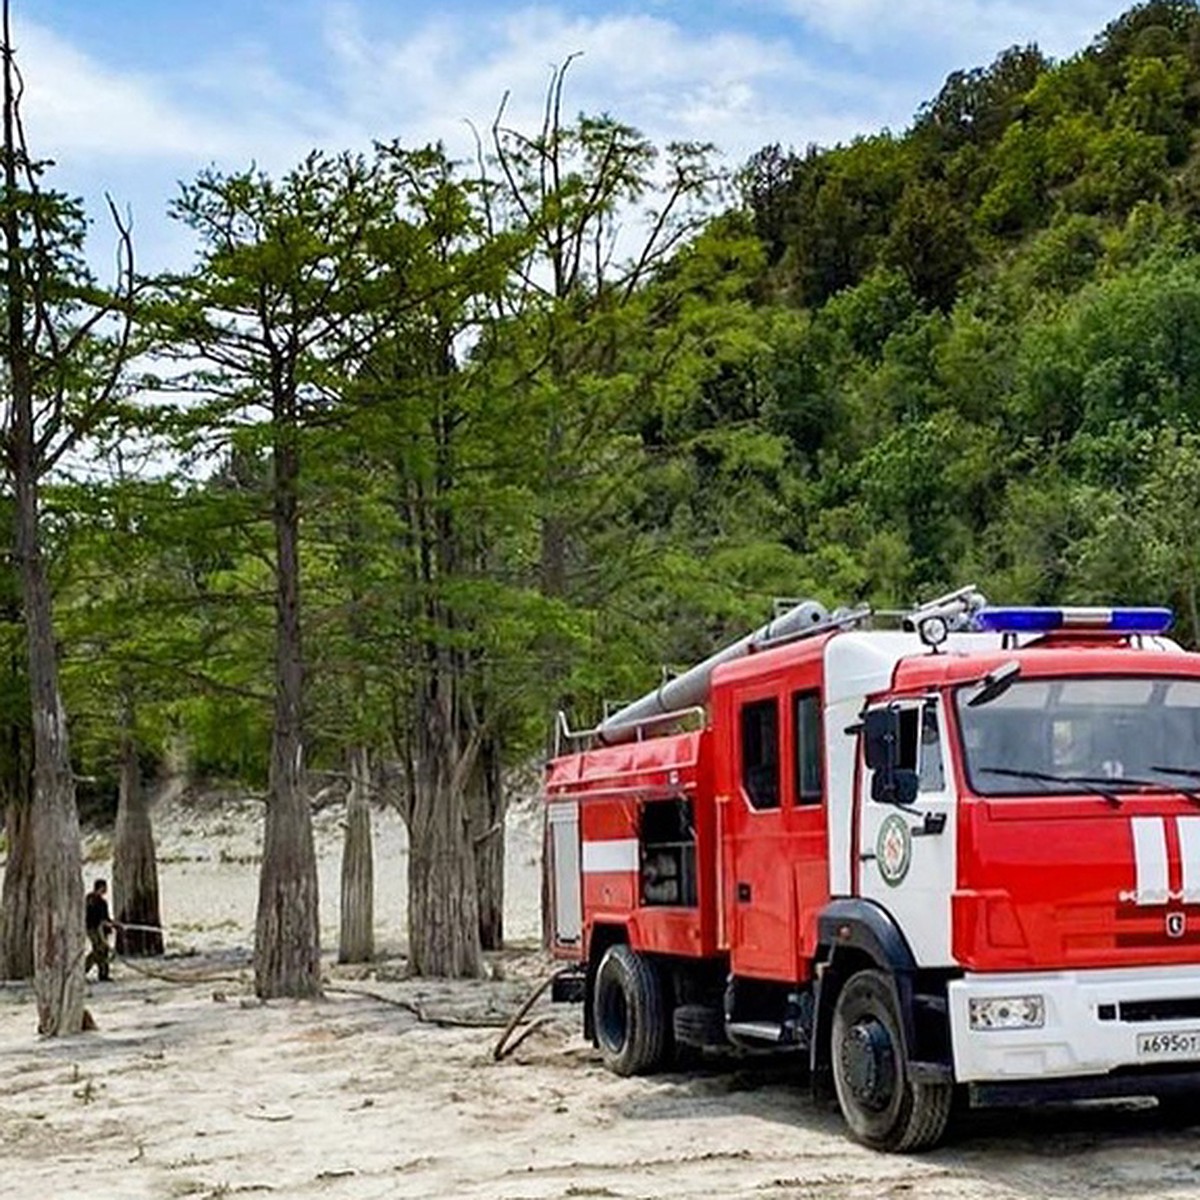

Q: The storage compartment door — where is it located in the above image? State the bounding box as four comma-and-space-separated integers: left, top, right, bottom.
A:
548, 801, 582, 945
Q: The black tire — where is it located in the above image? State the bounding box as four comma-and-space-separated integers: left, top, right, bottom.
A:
593, 944, 671, 1075
830, 968, 952, 1152
673, 1003, 727, 1048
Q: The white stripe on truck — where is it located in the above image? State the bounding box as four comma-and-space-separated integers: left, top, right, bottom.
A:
581, 839, 639, 873
1131, 816, 1169, 906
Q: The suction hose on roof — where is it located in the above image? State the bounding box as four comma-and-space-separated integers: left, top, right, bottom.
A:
595, 599, 830, 746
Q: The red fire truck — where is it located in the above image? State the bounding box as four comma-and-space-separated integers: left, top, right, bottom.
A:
543, 588, 1200, 1150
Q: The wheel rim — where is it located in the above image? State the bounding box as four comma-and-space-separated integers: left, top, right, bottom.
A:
839, 1016, 898, 1113
597, 975, 629, 1051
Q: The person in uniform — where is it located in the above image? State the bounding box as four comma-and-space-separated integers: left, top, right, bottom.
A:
84, 878, 113, 981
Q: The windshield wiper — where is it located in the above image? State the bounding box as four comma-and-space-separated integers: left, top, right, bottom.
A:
979, 766, 1200, 807
1153, 765, 1200, 780
966, 661, 1021, 708
1099, 774, 1200, 806
975, 766, 1123, 806
1146, 766, 1200, 806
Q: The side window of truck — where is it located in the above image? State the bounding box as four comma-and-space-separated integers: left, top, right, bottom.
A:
740, 698, 780, 809
918, 702, 945, 793
793, 690, 823, 804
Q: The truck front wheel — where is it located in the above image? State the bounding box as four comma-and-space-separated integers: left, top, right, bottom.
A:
831, 968, 952, 1152
593, 944, 671, 1075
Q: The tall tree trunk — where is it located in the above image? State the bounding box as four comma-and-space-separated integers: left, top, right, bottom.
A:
407, 687, 482, 978
15, 475, 84, 1033
3, 0, 84, 1034
113, 705, 163, 958
339, 497, 374, 965
255, 427, 321, 999
470, 733, 505, 951
539, 511, 568, 600
0, 790, 33, 978
396, 347, 485, 979
338, 744, 374, 963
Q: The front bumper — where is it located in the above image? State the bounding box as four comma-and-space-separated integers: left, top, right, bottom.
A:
949, 964, 1200, 1090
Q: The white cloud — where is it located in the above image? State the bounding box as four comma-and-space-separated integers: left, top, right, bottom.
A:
316, 4, 908, 165
761, 0, 1121, 63
13, 0, 929, 188
14, 2, 878, 200
16, 22, 256, 163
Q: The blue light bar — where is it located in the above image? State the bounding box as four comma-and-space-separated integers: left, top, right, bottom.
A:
973, 607, 1174, 635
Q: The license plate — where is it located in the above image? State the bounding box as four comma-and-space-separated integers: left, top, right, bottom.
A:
1137, 1030, 1200, 1059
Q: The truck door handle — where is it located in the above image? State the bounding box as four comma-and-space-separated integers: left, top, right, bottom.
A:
911, 812, 947, 837
737, 882, 752, 902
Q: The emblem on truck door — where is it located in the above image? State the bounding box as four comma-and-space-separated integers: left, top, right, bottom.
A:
876, 813, 912, 887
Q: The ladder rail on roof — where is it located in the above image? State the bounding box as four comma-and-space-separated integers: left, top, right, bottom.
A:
554, 705, 707, 757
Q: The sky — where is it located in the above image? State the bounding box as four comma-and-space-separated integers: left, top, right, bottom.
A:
20, 0, 1138, 273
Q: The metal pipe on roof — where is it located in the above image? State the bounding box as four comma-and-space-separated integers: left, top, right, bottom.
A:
595, 599, 830, 746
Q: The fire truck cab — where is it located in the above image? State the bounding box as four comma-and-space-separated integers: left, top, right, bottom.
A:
544, 590, 1200, 1150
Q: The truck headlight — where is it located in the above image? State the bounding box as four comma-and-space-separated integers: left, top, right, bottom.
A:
968, 995, 1045, 1031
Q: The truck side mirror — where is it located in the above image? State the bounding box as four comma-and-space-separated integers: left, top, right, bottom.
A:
863, 706, 919, 807
863, 707, 898, 771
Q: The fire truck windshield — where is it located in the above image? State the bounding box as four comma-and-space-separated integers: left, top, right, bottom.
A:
955, 676, 1200, 797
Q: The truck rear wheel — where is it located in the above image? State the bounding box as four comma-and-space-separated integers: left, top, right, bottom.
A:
593, 944, 671, 1075
831, 968, 952, 1152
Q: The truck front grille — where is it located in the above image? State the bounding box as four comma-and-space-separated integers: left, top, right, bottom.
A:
1097, 998, 1200, 1022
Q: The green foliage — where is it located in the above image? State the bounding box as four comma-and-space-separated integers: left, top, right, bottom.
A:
914, 44, 1051, 156
40, 3, 1200, 805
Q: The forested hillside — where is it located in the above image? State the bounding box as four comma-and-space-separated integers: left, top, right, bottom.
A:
734, 0, 1200, 642
6, 0, 1200, 999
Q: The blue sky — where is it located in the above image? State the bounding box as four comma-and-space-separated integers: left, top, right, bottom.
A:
22, 0, 1132, 271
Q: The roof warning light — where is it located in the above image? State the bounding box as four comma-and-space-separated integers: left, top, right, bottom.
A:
972, 607, 1174, 635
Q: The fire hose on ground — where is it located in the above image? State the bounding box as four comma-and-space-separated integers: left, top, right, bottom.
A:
102, 920, 575, 1054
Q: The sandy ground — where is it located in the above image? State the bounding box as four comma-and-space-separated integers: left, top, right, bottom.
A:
2, 791, 1200, 1199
